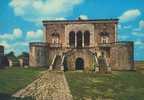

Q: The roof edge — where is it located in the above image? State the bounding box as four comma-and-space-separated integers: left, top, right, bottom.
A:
42, 18, 119, 24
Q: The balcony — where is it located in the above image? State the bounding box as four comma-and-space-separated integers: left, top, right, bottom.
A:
49, 43, 62, 48
30, 42, 48, 47
98, 43, 111, 48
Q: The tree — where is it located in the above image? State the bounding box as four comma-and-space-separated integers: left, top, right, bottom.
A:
5, 51, 16, 59
18, 52, 29, 59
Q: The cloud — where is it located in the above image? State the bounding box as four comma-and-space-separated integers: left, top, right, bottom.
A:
9, 0, 83, 23
0, 41, 11, 49
79, 15, 88, 20
132, 20, 144, 36
0, 28, 23, 41
135, 41, 144, 45
139, 20, 144, 29
55, 17, 67, 20
118, 24, 122, 30
123, 25, 132, 29
131, 29, 144, 37
13, 28, 23, 38
26, 29, 43, 42
118, 35, 129, 40
119, 9, 141, 23
0, 28, 43, 55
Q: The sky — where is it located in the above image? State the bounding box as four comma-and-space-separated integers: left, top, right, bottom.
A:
0, 0, 144, 60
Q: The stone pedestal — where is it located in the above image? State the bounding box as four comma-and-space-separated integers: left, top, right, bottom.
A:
8, 59, 13, 67
107, 67, 112, 73
49, 65, 53, 70
61, 65, 64, 71
95, 67, 99, 72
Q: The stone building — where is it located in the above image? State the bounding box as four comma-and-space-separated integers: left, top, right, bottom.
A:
29, 19, 134, 72
19, 57, 29, 67
0, 45, 9, 68
0, 45, 5, 68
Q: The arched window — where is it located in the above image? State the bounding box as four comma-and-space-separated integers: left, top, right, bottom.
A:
101, 36, 109, 44
99, 32, 109, 44
69, 31, 75, 47
77, 31, 82, 48
51, 32, 60, 44
84, 31, 90, 46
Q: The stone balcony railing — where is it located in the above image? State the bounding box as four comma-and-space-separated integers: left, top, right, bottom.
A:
98, 43, 111, 47
30, 42, 48, 47
49, 43, 62, 48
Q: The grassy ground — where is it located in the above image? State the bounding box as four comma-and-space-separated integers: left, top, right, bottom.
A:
0, 61, 143, 100
0, 67, 46, 99
135, 61, 144, 70
65, 61, 144, 100
65, 71, 144, 100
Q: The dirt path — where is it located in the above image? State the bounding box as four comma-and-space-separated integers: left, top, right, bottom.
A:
13, 71, 73, 100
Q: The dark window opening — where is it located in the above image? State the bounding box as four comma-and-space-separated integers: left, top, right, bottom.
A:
84, 31, 90, 46
77, 31, 82, 48
69, 31, 75, 47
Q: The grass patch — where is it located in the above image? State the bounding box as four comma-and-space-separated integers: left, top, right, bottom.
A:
0, 67, 46, 95
65, 70, 144, 100
135, 61, 144, 70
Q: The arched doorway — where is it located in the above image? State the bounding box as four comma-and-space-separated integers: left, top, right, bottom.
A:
77, 31, 82, 48
75, 58, 84, 70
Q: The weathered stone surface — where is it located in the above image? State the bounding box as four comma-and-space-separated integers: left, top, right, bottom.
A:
110, 42, 134, 70
29, 43, 49, 67
13, 71, 73, 100
29, 19, 135, 71
65, 49, 94, 71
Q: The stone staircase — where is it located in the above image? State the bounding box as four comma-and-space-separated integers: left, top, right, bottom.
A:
53, 56, 62, 70
13, 71, 73, 100
49, 55, 64, 71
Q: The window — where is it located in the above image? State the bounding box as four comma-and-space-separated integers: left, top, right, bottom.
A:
52, 37, 59, 44
84, 31, 90, 46
69, 31, 75, 47
51, 31, 60, 44
101, 36, 109, 43
51, 32, 60, 47
77, 31, 82, 48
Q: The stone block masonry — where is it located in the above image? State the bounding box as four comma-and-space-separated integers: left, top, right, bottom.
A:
13, 71, 73, 100
29, 19, 135, 72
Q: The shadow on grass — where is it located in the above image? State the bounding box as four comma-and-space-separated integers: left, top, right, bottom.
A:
0, 93, 34, 100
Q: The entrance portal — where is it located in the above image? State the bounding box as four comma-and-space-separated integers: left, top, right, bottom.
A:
75, 58, 84, 70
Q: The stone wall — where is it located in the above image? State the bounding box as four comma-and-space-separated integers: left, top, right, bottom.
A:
110, 42, 134, 70
94, 23, 116, 44
64, 24, 95, 47
29, 43, 48, 67
44, 24, 65, 47
0, 45, 9, 68
47, 48, 63, 67
0, 45, 4, 67
43, 20, 117, 48
65, 49, 95, 71
29, 19, 135, 71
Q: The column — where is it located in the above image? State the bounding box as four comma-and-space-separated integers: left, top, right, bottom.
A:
75, 32, 77, 48
82, 32, 84, 47
43, 25, 47, 42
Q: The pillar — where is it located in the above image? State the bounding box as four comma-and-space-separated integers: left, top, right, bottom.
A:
75, 32, 77, 48
82, 32, 84, 47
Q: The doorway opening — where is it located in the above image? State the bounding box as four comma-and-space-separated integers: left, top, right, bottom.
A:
75, 57, 84, 70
